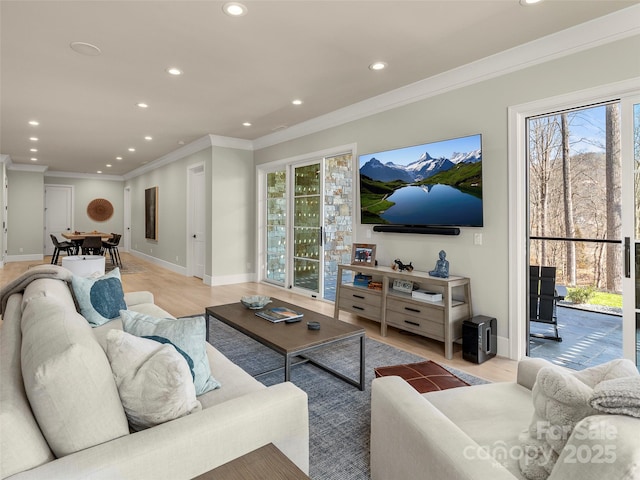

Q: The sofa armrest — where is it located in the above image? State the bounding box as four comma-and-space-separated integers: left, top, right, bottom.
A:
517, 357, 553, 390
549, 414, 640, 480
8, 382, 309, 480
123, 291, 154, 307
371, 376, 516, 480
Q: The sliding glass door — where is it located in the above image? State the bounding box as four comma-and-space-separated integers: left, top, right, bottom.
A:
261, 151, 353, 301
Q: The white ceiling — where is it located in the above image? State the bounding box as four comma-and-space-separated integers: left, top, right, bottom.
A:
1, 0, 638, 177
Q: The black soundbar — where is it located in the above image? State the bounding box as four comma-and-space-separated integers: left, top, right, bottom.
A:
372, 225, 461, 235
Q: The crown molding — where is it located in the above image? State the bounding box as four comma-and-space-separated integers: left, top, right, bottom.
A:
8, 163, 48, 173
209, 134, 253, 151
252, 4, 640, 150
44, 170, 124, 182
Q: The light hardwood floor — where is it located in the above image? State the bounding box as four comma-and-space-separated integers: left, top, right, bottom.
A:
0, 253, 517, 383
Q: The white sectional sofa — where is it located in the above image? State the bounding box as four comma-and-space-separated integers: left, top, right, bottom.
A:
0, 266, 309, 479
371, 358, 640, 480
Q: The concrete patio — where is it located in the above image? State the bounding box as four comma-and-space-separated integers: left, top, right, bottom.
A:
529, 305, 623, 370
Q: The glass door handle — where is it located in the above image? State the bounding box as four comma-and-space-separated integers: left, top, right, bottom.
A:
625, 237, 630, 278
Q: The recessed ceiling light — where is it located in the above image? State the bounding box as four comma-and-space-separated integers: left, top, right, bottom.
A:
144, 136, 153, 141
166, 67, 182, 76
369, 61, 387, 71
136, 102, 148, 108
30, 158, 38, 162
520, 0, 543, 4
97, 170, 102, 174
223, 2, 247, 16
29, 137, 38, 141
128, 147, 136, 152
70, 41, 102, 56
106, 164, 112, 168
243, 122, 252, 127
29, 120, 39, 126
116, 156, 123, 160
30, 148, 38, 152
177, 140, 185, 145
292, 99, 303, 106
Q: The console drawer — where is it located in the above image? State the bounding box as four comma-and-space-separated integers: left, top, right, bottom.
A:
386, 297, 444, 324
386, 310, 444, 341
338, 286, 381, 321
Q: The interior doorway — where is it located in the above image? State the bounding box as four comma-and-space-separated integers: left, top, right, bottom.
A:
44, 185, 73, 257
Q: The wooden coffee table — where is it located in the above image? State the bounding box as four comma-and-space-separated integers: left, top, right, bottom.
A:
205, 298, 365, 390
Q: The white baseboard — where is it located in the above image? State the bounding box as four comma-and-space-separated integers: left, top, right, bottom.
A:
5, 254, 44, 263
129, 250, 187, 276
497, 335, 511, 359
208, 272, 256, 286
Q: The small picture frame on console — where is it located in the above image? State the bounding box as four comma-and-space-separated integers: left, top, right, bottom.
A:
351, 243, 376, 266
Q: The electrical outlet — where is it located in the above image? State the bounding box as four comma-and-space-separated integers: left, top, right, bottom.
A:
176, 256, 179, 262
474, 233, 483, 245
19, 247, 23, 253
150, 248, 153, 253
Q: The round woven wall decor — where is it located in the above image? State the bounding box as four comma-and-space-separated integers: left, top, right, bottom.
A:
87, 198, 114, 222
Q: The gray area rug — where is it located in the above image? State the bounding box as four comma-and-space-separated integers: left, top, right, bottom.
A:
208, 317, 488, 480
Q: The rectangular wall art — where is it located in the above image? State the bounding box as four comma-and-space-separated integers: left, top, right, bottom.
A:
145, 186, 158, 240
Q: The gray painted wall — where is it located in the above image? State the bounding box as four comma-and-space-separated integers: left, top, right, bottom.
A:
254, 35, 640, 340
45, 176, 125, 234
6, 170, 44, 256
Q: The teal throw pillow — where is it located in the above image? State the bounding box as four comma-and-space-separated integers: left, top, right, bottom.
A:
120, 310, 221, 395
71, 268, 127, 327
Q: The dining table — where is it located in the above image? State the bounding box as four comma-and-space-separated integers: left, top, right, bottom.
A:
61, 231, 112, 242
61, 231, 112, 254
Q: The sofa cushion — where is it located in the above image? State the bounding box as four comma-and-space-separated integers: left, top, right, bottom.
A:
71, 268, 126, 326
21, 296, 129, 457
1, 294, 55, 479
105, 329, 202, 431
120, 310, 221, 395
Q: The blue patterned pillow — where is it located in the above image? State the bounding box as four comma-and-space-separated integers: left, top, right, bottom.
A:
120, 310, 221, 395
71, 268, 127, 326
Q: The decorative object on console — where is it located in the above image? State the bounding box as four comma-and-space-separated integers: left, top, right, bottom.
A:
351, 243, 376, 265
392, 259, 414, 272
428, 250, 449, 278
392, 278, 414, 294
368, 281, 383, 291
411, 289, 442, 302
353, 274, 372, 287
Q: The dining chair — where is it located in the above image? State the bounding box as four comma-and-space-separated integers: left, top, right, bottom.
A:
81, 236, 104, 256
49, 234, 77, 265
102, 233, 122, 268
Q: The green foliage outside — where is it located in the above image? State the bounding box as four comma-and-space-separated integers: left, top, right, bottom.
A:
590, 291, 622, 308
565, 286, 622, 308
565, 285, 595, 304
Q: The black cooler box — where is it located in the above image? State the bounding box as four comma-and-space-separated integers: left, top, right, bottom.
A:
462, 315, 497, 364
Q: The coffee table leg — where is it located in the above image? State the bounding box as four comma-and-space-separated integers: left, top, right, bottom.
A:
285, 353, 292, 382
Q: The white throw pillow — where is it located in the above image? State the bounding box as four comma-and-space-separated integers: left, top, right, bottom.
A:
106, 329, 202, 431
120, 310, 221, 395
519, 359, 639, 480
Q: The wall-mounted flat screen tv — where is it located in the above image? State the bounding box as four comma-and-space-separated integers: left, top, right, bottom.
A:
359, 133, 483, 227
